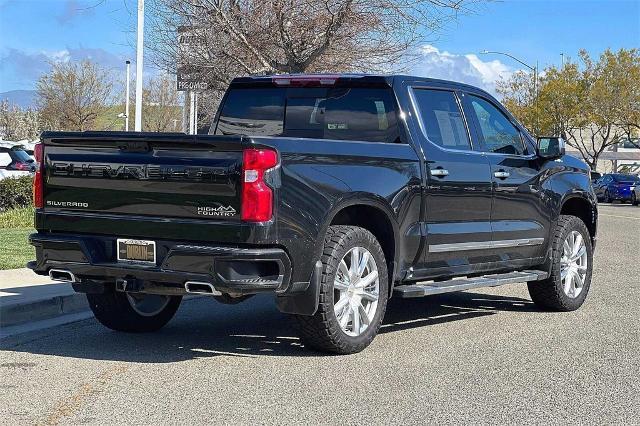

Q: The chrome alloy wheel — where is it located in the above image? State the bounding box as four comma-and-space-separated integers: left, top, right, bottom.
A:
333, 247, 380, 337
126, 293, 171, 317
560, 231, 588, 299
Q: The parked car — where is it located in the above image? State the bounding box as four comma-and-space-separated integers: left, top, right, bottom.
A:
0, 146, 36, 180
29, 74, 597, 354
593, 173, 640, 203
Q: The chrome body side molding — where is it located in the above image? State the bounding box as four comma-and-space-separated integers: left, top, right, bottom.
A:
428, 237, 544, 253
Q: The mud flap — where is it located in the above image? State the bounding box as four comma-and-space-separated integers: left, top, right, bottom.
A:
275, 261, 322, 316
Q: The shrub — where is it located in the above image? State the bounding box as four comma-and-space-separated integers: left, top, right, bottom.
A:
0, 175, 33, 212
0, 207, 34, 228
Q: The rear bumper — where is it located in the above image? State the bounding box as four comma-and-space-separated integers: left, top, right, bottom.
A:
612, 193, 632, 200
610, 188, 633, 200
28, 232, 292, 295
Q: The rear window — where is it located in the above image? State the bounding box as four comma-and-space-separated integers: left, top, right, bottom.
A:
214, 87, 400, 143
9, 149, 32, 163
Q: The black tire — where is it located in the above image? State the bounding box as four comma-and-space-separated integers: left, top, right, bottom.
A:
527, 215, 593, 311
632, 192, 638, 206
603, 190, 611, 203
87, 291, 182, 332
294, 225, 389, 354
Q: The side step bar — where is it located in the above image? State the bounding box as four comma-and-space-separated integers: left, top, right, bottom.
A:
394, 270, 548, 298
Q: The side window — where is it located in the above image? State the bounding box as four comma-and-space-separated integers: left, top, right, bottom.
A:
468, 95, 525, 155
284, 88, 400, 143
412, 89, 471, 150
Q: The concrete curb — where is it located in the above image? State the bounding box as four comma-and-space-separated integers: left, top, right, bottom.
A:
0, 268, 92, 330
0, 292, 90, 328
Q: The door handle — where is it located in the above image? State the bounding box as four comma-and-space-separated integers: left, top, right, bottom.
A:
494, 170, 510, 179
431, 168, 449, 177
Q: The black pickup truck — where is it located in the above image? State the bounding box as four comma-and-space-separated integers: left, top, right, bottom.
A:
29, 74, 597, 354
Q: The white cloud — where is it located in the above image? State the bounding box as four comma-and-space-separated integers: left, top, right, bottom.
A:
410, 44, 519, 96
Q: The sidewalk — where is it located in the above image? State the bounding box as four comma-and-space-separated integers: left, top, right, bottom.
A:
0, 268, 91, 335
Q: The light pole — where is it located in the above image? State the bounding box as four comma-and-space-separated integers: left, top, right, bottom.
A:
134, 0, 144, 132
125, 60, 130, 131
481, 50, 538, 135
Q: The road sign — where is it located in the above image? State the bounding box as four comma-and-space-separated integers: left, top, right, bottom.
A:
177, 65, 208, 91
177, 26, 208, 92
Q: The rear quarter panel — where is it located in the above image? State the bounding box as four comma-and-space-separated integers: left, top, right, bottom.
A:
256, 137, 423, 285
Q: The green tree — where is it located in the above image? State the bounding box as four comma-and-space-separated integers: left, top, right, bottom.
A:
498, 48, 640, 170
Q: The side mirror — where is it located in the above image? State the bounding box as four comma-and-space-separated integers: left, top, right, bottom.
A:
537, 136, 565, 159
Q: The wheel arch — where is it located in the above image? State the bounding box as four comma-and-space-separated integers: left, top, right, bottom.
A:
324, 199, 399, 293
559, 194, 597, 243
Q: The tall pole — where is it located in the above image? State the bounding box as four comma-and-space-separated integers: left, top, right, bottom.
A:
134, 0, 144, 131
182, 91, 189, 133
125, 60, 130, 131
194, 92, 199, 134
189, 91, 195, 134
534, 61, 539, 137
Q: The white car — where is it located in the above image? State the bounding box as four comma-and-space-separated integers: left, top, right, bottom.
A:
0, 146, 35, 181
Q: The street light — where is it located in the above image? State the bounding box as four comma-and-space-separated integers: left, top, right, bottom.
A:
134, 0, 144, 132
480, 50, 539, 135
125, 60, 130, 131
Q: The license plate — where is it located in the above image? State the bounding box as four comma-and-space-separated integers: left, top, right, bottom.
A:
117, 239, 156, 264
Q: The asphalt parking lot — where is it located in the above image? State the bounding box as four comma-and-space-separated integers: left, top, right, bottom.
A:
1, 203, 639, 425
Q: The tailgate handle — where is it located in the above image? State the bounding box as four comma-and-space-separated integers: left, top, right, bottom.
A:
118, 142, 150, 152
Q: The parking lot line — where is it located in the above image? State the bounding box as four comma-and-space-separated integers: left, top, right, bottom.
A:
599, 213, 640, 220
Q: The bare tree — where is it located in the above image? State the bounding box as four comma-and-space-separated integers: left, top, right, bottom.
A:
37, 60, 113, 131
0, 100, 41, 141
142, 75, 182, 132
146, 0, 482, 94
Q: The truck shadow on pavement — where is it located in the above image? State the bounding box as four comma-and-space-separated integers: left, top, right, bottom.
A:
1, 291, 537, 362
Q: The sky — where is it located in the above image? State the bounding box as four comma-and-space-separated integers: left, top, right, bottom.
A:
0, 0, 639, 96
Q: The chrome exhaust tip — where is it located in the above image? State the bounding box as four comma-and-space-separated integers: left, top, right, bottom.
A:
184, 281, 222, 296
48, 269, 77, 283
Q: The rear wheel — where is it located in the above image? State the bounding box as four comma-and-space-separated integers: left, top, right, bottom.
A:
632, 192, 638, 206
87, 291, 182, 332
603, 190, 611, 203
294, 225, 389, 354
527, 215, 593, 311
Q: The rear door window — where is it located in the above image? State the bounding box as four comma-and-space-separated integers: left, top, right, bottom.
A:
214, 87, 400, 143
412, 89, 471, 150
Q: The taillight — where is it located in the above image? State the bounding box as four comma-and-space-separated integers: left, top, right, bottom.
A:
14, 162, 28, 170
241, 148, 278, 222
33, 143, 44, 208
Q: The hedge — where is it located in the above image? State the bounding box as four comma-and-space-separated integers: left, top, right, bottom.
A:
0, 175, 33, 212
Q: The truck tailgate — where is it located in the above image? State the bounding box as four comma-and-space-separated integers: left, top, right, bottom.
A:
42, 133, 247, 225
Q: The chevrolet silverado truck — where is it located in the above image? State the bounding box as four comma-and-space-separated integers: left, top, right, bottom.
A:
29, 74, 597, 354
